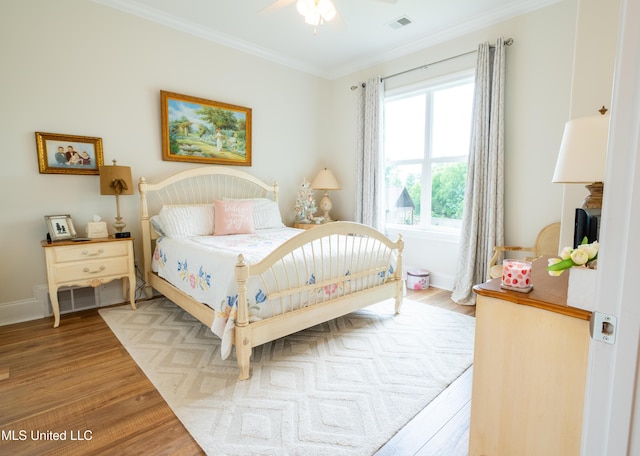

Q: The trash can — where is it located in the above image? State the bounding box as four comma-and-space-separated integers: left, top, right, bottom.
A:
407, 269, 430, 290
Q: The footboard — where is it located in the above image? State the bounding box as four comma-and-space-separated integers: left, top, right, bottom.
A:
234, 221, 403, 379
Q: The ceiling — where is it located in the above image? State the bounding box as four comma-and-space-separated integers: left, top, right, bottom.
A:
93, 0, 559, 79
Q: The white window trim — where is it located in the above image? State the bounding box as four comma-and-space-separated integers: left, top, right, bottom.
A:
383, 68, 475, 236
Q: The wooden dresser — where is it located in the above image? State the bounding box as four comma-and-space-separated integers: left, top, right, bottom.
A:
469, 257, 592, 456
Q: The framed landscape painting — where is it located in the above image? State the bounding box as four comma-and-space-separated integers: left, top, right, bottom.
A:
36, 132, 104, 175
161, 91, 252, 166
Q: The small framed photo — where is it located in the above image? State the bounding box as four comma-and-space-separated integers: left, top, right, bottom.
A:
161, 90, 252, 166
35, 132, 104, 175
45, 215, 77, 241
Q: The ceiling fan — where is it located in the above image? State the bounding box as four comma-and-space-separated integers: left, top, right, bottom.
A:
261, 0, 399, 33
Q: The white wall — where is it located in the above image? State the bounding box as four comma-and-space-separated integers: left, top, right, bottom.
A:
0, 0, 330, 318
328, 0, 578, 288
0, 0, 606, 321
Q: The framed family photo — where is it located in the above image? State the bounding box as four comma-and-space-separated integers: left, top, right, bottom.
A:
45, 214, 77, 241
161, 90, 252, 166
36, 132, 104, 175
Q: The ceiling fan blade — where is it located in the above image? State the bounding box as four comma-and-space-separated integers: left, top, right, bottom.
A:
259, 0, 298, 15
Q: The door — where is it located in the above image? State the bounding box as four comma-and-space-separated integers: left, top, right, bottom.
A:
581, 1, 640, 453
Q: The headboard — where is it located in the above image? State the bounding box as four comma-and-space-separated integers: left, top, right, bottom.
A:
138, 166, 279, 296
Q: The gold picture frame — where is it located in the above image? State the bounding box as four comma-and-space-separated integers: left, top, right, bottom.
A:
45, 214, 77, 241
36, 132, 104, 175
161, 90, 252, 166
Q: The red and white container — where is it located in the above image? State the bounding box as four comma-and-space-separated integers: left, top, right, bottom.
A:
501, 259, 532, 291
407, 269, 430, 290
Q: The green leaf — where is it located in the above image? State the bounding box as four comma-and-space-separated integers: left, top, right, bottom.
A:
581, 236, 589, 245
547, 258, 575, 271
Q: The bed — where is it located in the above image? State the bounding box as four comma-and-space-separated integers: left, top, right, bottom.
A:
139, 166, 404, 380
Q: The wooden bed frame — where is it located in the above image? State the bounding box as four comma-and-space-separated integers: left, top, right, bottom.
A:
139, 166, 404, 380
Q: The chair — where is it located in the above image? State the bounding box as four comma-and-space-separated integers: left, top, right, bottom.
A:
487, 222, 561, 280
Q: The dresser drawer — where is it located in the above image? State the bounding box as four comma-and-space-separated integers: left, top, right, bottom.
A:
54, 257, 130, 283
51, 241, 129, 263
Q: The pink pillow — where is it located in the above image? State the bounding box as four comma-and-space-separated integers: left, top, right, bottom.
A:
213, 200, 255, 235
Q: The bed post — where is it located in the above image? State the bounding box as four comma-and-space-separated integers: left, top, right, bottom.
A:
138, 177, 153, 299
235, 254, 252, 380
395, 234, 404, 314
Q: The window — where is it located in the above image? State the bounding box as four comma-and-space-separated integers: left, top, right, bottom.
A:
383, 71, 474, 232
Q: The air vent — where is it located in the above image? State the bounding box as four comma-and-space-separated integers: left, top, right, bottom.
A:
47, 286, 100, 315
388, 16, 413, 30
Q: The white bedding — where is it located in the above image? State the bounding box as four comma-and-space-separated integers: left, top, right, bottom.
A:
152, 227, 395, 359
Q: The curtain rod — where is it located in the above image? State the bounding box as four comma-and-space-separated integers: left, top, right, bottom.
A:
351, 37, 513, 90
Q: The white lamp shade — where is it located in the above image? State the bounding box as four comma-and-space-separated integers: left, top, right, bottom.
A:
311, 168, 340, 190
552, 115, 609, 183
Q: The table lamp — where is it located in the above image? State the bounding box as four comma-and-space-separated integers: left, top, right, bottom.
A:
552, 110, 609, 209
311, 168, 340, 221
99, 159, 134, 233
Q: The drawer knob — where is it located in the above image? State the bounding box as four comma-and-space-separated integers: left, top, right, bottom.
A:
82, 249, 104, 256
83, 265, 106, 274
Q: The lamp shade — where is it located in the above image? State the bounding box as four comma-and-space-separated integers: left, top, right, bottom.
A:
552, 115, 609, 183
99, 160, 134, 195
311, 168, 340, 190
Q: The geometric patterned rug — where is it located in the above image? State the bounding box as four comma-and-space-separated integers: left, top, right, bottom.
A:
99, 298, 475, 456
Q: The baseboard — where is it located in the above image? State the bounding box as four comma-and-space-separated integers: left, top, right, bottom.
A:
431, 274, 454, 291
0, 290, 46, 327
1, 271, 447, 327
0, 281, 143, 327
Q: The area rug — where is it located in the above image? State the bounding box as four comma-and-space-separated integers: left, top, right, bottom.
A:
99, 298, 475, 456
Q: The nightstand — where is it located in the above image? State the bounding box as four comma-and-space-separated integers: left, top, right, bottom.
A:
293, 221, 337, 230
41, 237, 137, 327
293, 222, 321, 230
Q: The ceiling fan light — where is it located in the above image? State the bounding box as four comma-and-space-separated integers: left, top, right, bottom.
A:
317, 0, 336, 21
296, 0, 311, 16
305, 9, 321, 26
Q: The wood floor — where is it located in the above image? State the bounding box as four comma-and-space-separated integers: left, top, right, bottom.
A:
0, 287, 475, 456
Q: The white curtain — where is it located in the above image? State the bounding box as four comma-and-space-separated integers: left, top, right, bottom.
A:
355, 76, 384, 230
451, 37, 506, 305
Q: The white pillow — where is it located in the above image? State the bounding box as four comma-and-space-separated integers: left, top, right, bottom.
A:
149, 215, 165, 236
252, 199, 285, 229
158, 204, 215, 238
224, 198, 284, 229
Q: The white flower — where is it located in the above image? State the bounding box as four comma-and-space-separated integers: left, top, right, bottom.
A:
570, 248, 589, 266
548, 238, 599, 275
560, 246, 573, 260
578, 241, 599, 260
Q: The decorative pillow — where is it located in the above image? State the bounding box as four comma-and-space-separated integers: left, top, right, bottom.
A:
158, 204, 215, 238
223, 198, 284, 229
213, 200, 255, 235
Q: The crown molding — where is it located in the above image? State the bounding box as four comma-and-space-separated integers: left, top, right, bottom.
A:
91, 0, 332, 78
92, 0, 561, 81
